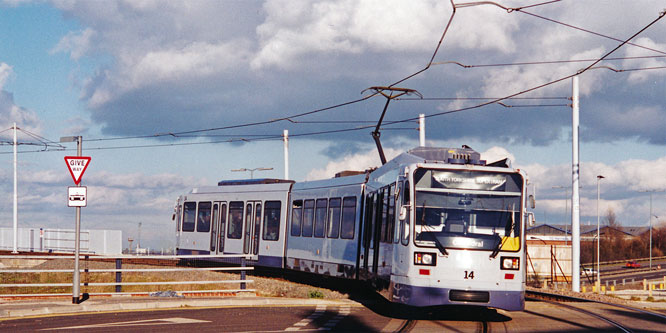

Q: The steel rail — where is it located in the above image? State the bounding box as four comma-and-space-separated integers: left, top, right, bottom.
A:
527, 290, 666, 328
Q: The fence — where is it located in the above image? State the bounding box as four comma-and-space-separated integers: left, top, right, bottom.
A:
0, 254, 254, 297
0, 228, 122, 255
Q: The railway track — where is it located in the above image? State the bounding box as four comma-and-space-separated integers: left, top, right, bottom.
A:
524, 290, 666, 333
382, 291, 665, 332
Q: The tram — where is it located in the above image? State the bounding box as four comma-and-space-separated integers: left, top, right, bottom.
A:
173, 146, 533, 310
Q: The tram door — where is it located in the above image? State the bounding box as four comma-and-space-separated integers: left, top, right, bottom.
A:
210, 202, 227, 254
243, 201, 262, 255
361, 192, 381, 278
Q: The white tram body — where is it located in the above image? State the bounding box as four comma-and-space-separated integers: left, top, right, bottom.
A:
174, 146, 529, 311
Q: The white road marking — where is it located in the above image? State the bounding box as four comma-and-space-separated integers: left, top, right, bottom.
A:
40, 317, 210, 330
284, 305, 352, 331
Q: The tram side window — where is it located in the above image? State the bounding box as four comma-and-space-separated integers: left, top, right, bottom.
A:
197, 201, 212, 232
340, 196, 356, 239
363, 194, 374, 248
210, 203, 219, 252
182, 202, 196, 232
302, 199, 315, 237
380, 187, 390, 243
314, 199, 327, 238
263, 201, 281, 241
219, 203, 227, 251
401, 181, 410, 246
227, 201, 244, 239
327, 198, 342, 238
386, 184, 395, 243
290, 200, 303, 236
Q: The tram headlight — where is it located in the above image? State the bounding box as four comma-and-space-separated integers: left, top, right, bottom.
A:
501, 257, 520, 270
414, 252, 436, 266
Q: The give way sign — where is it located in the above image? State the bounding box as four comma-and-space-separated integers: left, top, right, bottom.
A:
64, 156, 91, 185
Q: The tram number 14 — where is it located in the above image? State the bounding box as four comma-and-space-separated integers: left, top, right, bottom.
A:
464, 271, 475, 279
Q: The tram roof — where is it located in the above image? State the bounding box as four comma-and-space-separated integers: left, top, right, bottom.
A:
217, 178, 295, 186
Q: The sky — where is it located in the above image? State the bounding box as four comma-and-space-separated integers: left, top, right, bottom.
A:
1, 0, 665, 250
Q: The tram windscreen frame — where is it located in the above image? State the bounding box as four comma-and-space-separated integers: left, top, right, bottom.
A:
412, 168, 523, 253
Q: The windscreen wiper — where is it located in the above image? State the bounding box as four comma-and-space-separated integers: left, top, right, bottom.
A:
489, 234, 503, 259
432, 235, 449, 256
490, 212, 514, 258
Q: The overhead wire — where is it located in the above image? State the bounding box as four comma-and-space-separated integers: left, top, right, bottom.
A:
379, 9, 666, 127
5, 1, 664, 154
35, 0, 566, 147
388, 0, 457, 87
0, 126, 65, 150
515, 7, 666, 56
432, 55, 666, 69
84, 93, 378, 142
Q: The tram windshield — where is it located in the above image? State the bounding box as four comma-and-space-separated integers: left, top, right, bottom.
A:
413, 169, 523, 253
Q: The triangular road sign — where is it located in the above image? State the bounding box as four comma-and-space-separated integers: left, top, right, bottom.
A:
64, 156, 91, 185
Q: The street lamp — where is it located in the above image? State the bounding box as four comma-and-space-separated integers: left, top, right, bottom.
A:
639, 190, 664, 270
231, 167, 273, 179
650, 213, 658, 270
596, 175, 604, 290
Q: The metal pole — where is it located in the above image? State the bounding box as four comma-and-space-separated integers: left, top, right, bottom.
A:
12, 123, 18, 253
649, 193, 652, 270
597, 175, 604, 287
419, 114, 425, 147
73, 136, 82, 304
115, 259, 122, 293
571, 76, 581, 292
283, 130, 289, 180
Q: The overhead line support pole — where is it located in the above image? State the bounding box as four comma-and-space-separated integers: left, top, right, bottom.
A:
419, 114, 426, 147
283, 130, 289, 180
12, 123, 18, 254
571, 76, 581, 292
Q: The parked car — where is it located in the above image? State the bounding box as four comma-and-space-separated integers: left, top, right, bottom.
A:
625, 260, 641, 268
581, 267, 597, 276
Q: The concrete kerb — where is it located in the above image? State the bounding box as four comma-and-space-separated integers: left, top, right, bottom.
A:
0, 296, 360, 320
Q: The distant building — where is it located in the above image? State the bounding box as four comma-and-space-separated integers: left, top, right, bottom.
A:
527, 223, 649, 243
0, 227, 122, 255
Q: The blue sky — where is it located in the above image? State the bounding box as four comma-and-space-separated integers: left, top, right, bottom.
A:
1, 1, 665, 250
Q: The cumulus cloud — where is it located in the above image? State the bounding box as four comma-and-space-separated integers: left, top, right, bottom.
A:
520, 156, 666, 226
51, 28, 96, 60
622, 37, 666, 84
252, 0, 521, 70
0, 63, 11, 89
0, 166, 203, 226
481, 146, 516, 165
306, 147, 400, 180
0, 63, 42, 137
42, 0, 666, 146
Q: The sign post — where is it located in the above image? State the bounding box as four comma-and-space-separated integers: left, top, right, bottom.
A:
60, 136, 90, 304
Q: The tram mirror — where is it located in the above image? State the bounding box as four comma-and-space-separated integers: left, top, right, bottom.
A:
528, 195, 536, 209
400, 205, 410, 220
526, 212, 535, 226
